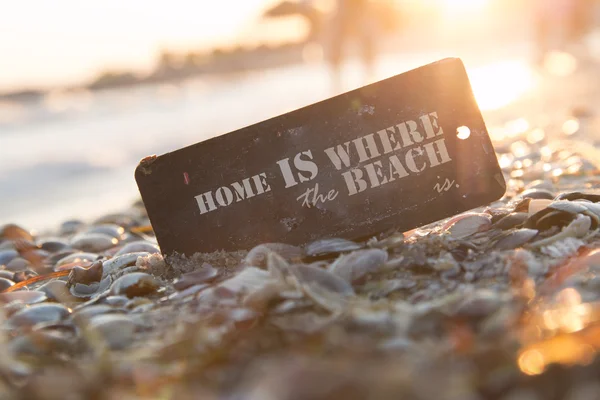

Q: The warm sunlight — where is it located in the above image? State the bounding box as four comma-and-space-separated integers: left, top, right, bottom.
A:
439, 0, 489, 14
468, 60, 537, 111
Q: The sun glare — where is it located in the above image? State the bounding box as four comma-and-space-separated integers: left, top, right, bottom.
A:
468, 61, 536, 111
440, 0, 489, 14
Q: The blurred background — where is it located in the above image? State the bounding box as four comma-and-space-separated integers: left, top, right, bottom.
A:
1, 0, 600, 231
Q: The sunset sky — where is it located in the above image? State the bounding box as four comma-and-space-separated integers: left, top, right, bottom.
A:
0, 0, 278, 91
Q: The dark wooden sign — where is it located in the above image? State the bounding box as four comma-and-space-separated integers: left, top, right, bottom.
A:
136, 58, 506, 256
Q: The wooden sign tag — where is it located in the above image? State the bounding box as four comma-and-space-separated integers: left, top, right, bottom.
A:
136, 58, 506, 256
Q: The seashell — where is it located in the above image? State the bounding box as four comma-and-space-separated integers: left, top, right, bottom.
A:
370, 233, 405, 249
527, 199, 552, 215
305, 238, 361, 258
0, 270, 14, 280
451, 290, 506, 319
0, 291, 47, 305
444, 213, 492, 239
110, 272, 160, 298
67, 260, 103, 286
218, 267, 272, 295
168, 283, 209, 301
555, 192, 600, 203
524, 180, 554, 191
0, 277, 14, 291
524, 205, 577, 231
243, 282, 283, 311
37, 281, 73, 303
39, 239, 70, 253
60, 219, 85, 235
47, 250, 76, 267
8, 330, 77, 357
0, 249, 18, 266
70, 282, 102, 298
125, 297, 152, 310
12, 269, 38, 283
173, 263, 218, 290
328, 249, 388, 283
87, 314, 136, 349
72, 304, 127, 323
114, 241, 159, 256
31, 320, 78, 336
93, 213, 137, 228
520, 188, 555, 200
575, 201, 600, 220
5, 303, 70, 329
539, 237, 585, 259
84, 224, 125, 240
101, 252, 149, 277
70, 233, 118, 253
289, 264, 354, 296
104, 295, 130, 307
547, 200, 588, 214
5, 257, 31, 272
245, 243, 304, 268
267, 252, 292, 283
0, 224, 33, 242
55, 252, 98, 269
494, 229, 538, 250
492, 212, 528, 230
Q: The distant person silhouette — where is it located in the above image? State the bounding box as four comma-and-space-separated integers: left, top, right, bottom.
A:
326, 0, 377, 92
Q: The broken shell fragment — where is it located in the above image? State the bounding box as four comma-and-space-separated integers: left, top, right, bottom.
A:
493, 212, 528, 230
494, 229, 539, 250
173, 263, 218, 290
0, 291, 47, 305
555, 192, 600, 202
245, 243, 304, 268
110, 273, 160, 298
305, 238, 361, 258
289, 264, 354, 296
328, 249, 388, 283
5, 303, 71, 329
444, 213, 492, 239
